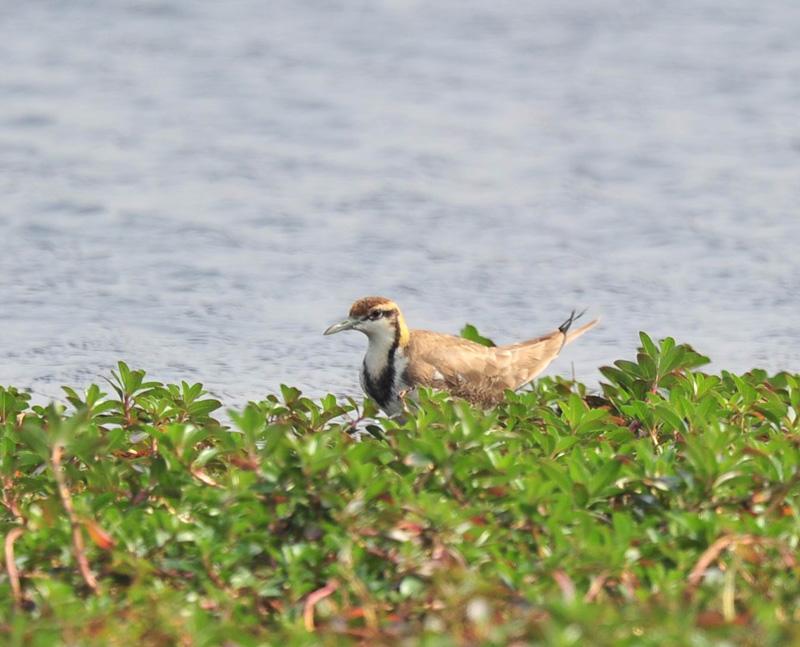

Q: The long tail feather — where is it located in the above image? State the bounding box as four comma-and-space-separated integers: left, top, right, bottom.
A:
558, 309, 588, 335
565, 317, 600, 344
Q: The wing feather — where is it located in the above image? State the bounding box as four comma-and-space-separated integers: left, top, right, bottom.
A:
404, 317, 598, 406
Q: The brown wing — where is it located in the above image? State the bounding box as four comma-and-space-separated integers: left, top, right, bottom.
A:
403, 331, 506, 406
405, 317, 599, 406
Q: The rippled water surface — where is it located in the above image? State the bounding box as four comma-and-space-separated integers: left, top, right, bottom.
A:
2, 0, 800, 406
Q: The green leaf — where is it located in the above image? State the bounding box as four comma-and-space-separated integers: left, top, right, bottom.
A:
599, 365, 632, 389
460, 324, 496, 347
654, 404, 686, 433
588, 458, 623, 497
639, 331, 659, 360
572, 482, 589, 507
399, 576, 426, 598
188, 399, 223, 418
539, 460, 573, 494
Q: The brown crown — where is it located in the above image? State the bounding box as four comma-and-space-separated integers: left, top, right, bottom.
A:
349, 296, 398, 318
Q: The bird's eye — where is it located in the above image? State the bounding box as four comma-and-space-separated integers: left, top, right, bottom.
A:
369, 310, 383, 320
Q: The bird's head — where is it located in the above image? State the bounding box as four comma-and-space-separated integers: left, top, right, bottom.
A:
324, 296, 410, 347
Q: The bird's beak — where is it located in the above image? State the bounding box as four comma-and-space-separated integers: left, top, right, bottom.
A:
324, 316, 358, 336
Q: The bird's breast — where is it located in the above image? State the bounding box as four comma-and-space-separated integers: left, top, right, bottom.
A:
360, 346, 410, 414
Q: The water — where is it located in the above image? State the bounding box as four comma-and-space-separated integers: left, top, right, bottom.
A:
2, 0, 800, 408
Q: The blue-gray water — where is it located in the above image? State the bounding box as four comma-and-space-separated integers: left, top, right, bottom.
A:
2, 0, 800, 407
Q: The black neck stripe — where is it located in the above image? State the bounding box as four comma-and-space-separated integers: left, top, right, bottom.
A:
363, 322, 400, 408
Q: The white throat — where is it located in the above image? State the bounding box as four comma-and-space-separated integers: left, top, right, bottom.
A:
363, 326, 398, 378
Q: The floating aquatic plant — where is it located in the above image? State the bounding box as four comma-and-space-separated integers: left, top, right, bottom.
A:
1, 336, 800, 646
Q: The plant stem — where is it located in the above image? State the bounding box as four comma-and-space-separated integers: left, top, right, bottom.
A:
51, 442, 101, 595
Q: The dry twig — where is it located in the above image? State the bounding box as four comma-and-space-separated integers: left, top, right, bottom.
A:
686, 534, 796, 597
51, 443, 101, 594
5, 526, 25, 609
304, 579, 339, 631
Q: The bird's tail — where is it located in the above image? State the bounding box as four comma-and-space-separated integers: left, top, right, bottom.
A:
556, 309, 599, 349
558, 309, 585, 335
564, 315, 600, 345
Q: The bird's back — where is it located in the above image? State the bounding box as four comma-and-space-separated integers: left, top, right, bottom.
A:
403, 318, 598, 406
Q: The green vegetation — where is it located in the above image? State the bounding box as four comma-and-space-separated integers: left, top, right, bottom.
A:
2, 333, 800, 646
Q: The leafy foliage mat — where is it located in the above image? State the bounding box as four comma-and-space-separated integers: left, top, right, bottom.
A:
1, 334, 799, 646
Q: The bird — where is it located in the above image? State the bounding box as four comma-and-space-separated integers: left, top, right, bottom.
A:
324, 296, 599, 416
